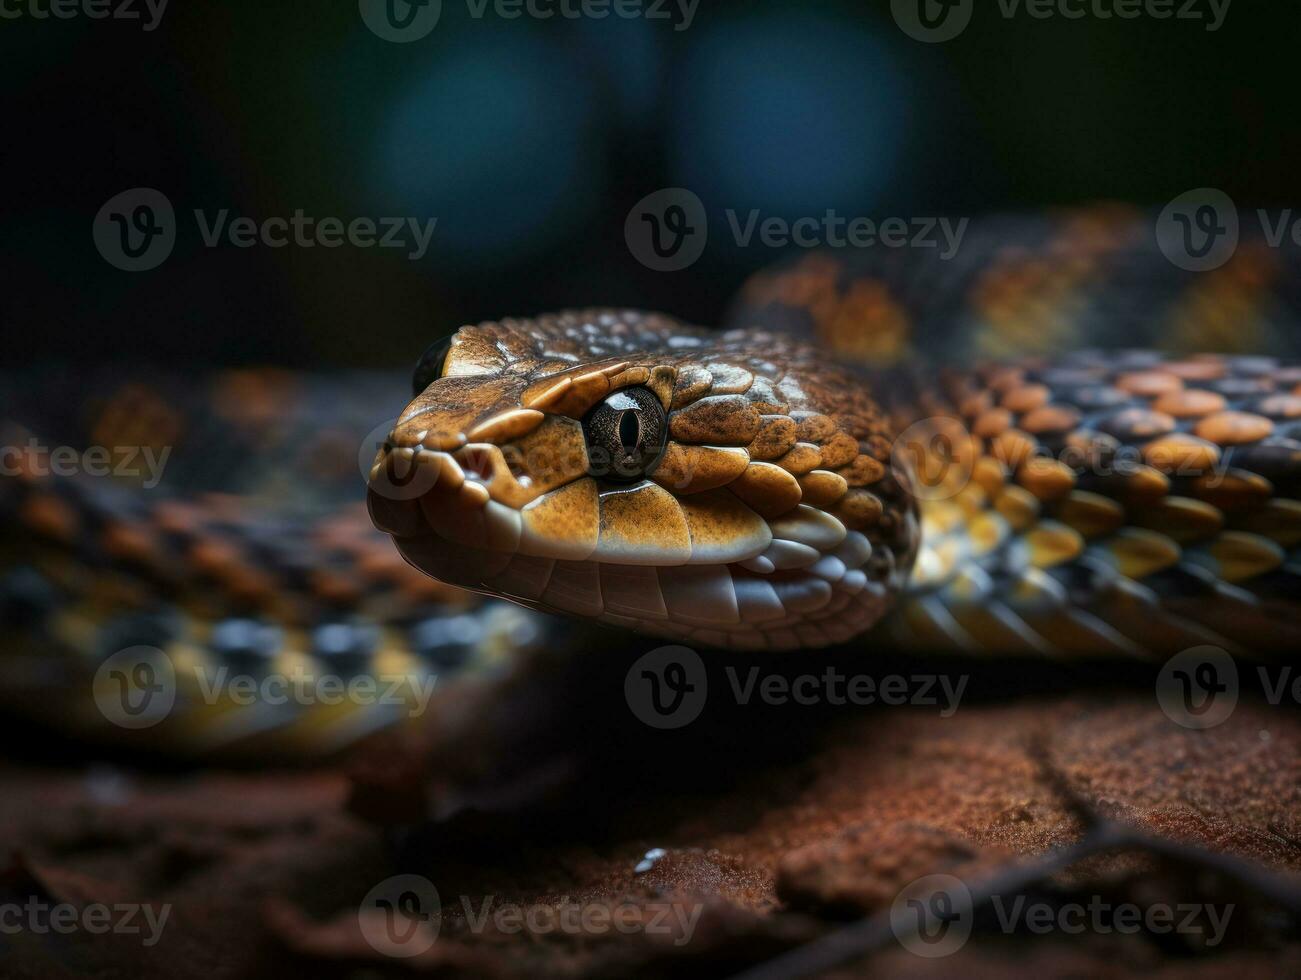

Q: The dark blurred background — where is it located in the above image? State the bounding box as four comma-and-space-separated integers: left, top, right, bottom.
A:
2, 0, 1297, 368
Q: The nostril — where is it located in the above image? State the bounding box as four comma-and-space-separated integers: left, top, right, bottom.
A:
458, 447, 496, 484
501, 446, 531, 487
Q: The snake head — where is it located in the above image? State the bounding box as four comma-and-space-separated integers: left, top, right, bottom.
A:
368, 310, 917, 650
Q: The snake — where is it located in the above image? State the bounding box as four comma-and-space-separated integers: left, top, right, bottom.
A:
4, 206, 1300, 757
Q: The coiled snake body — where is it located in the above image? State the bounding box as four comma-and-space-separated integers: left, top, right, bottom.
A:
5, 209, 1301, 755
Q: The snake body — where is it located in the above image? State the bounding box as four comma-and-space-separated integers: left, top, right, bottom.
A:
372, 309, 1301, 657
5, 208, 1301, 754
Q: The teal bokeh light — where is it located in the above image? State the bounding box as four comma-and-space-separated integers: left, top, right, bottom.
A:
370, 30, 602, 266
670, 13, 910, 230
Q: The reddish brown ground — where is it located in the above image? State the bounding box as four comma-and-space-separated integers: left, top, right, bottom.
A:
2, 650, 1298, 978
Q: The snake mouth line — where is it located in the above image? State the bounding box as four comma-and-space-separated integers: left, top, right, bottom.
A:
368, 442, 897, 650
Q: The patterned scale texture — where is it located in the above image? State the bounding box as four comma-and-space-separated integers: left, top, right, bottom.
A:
879, 351, 1301, 657
728, 206, 1301, 364
0, 367, 549, 758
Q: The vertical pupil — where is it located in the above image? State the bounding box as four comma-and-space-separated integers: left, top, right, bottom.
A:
617, 410, 641, 454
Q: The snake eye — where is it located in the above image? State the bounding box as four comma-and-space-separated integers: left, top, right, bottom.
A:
582, 386, 668, 482
412, 336, 454, 396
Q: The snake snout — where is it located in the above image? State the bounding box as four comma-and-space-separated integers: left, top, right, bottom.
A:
368, 377, 573, 589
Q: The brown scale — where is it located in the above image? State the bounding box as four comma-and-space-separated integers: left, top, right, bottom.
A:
887, 348, 1301, 656
85, 383, 183, 478
739, 254, 918, 364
